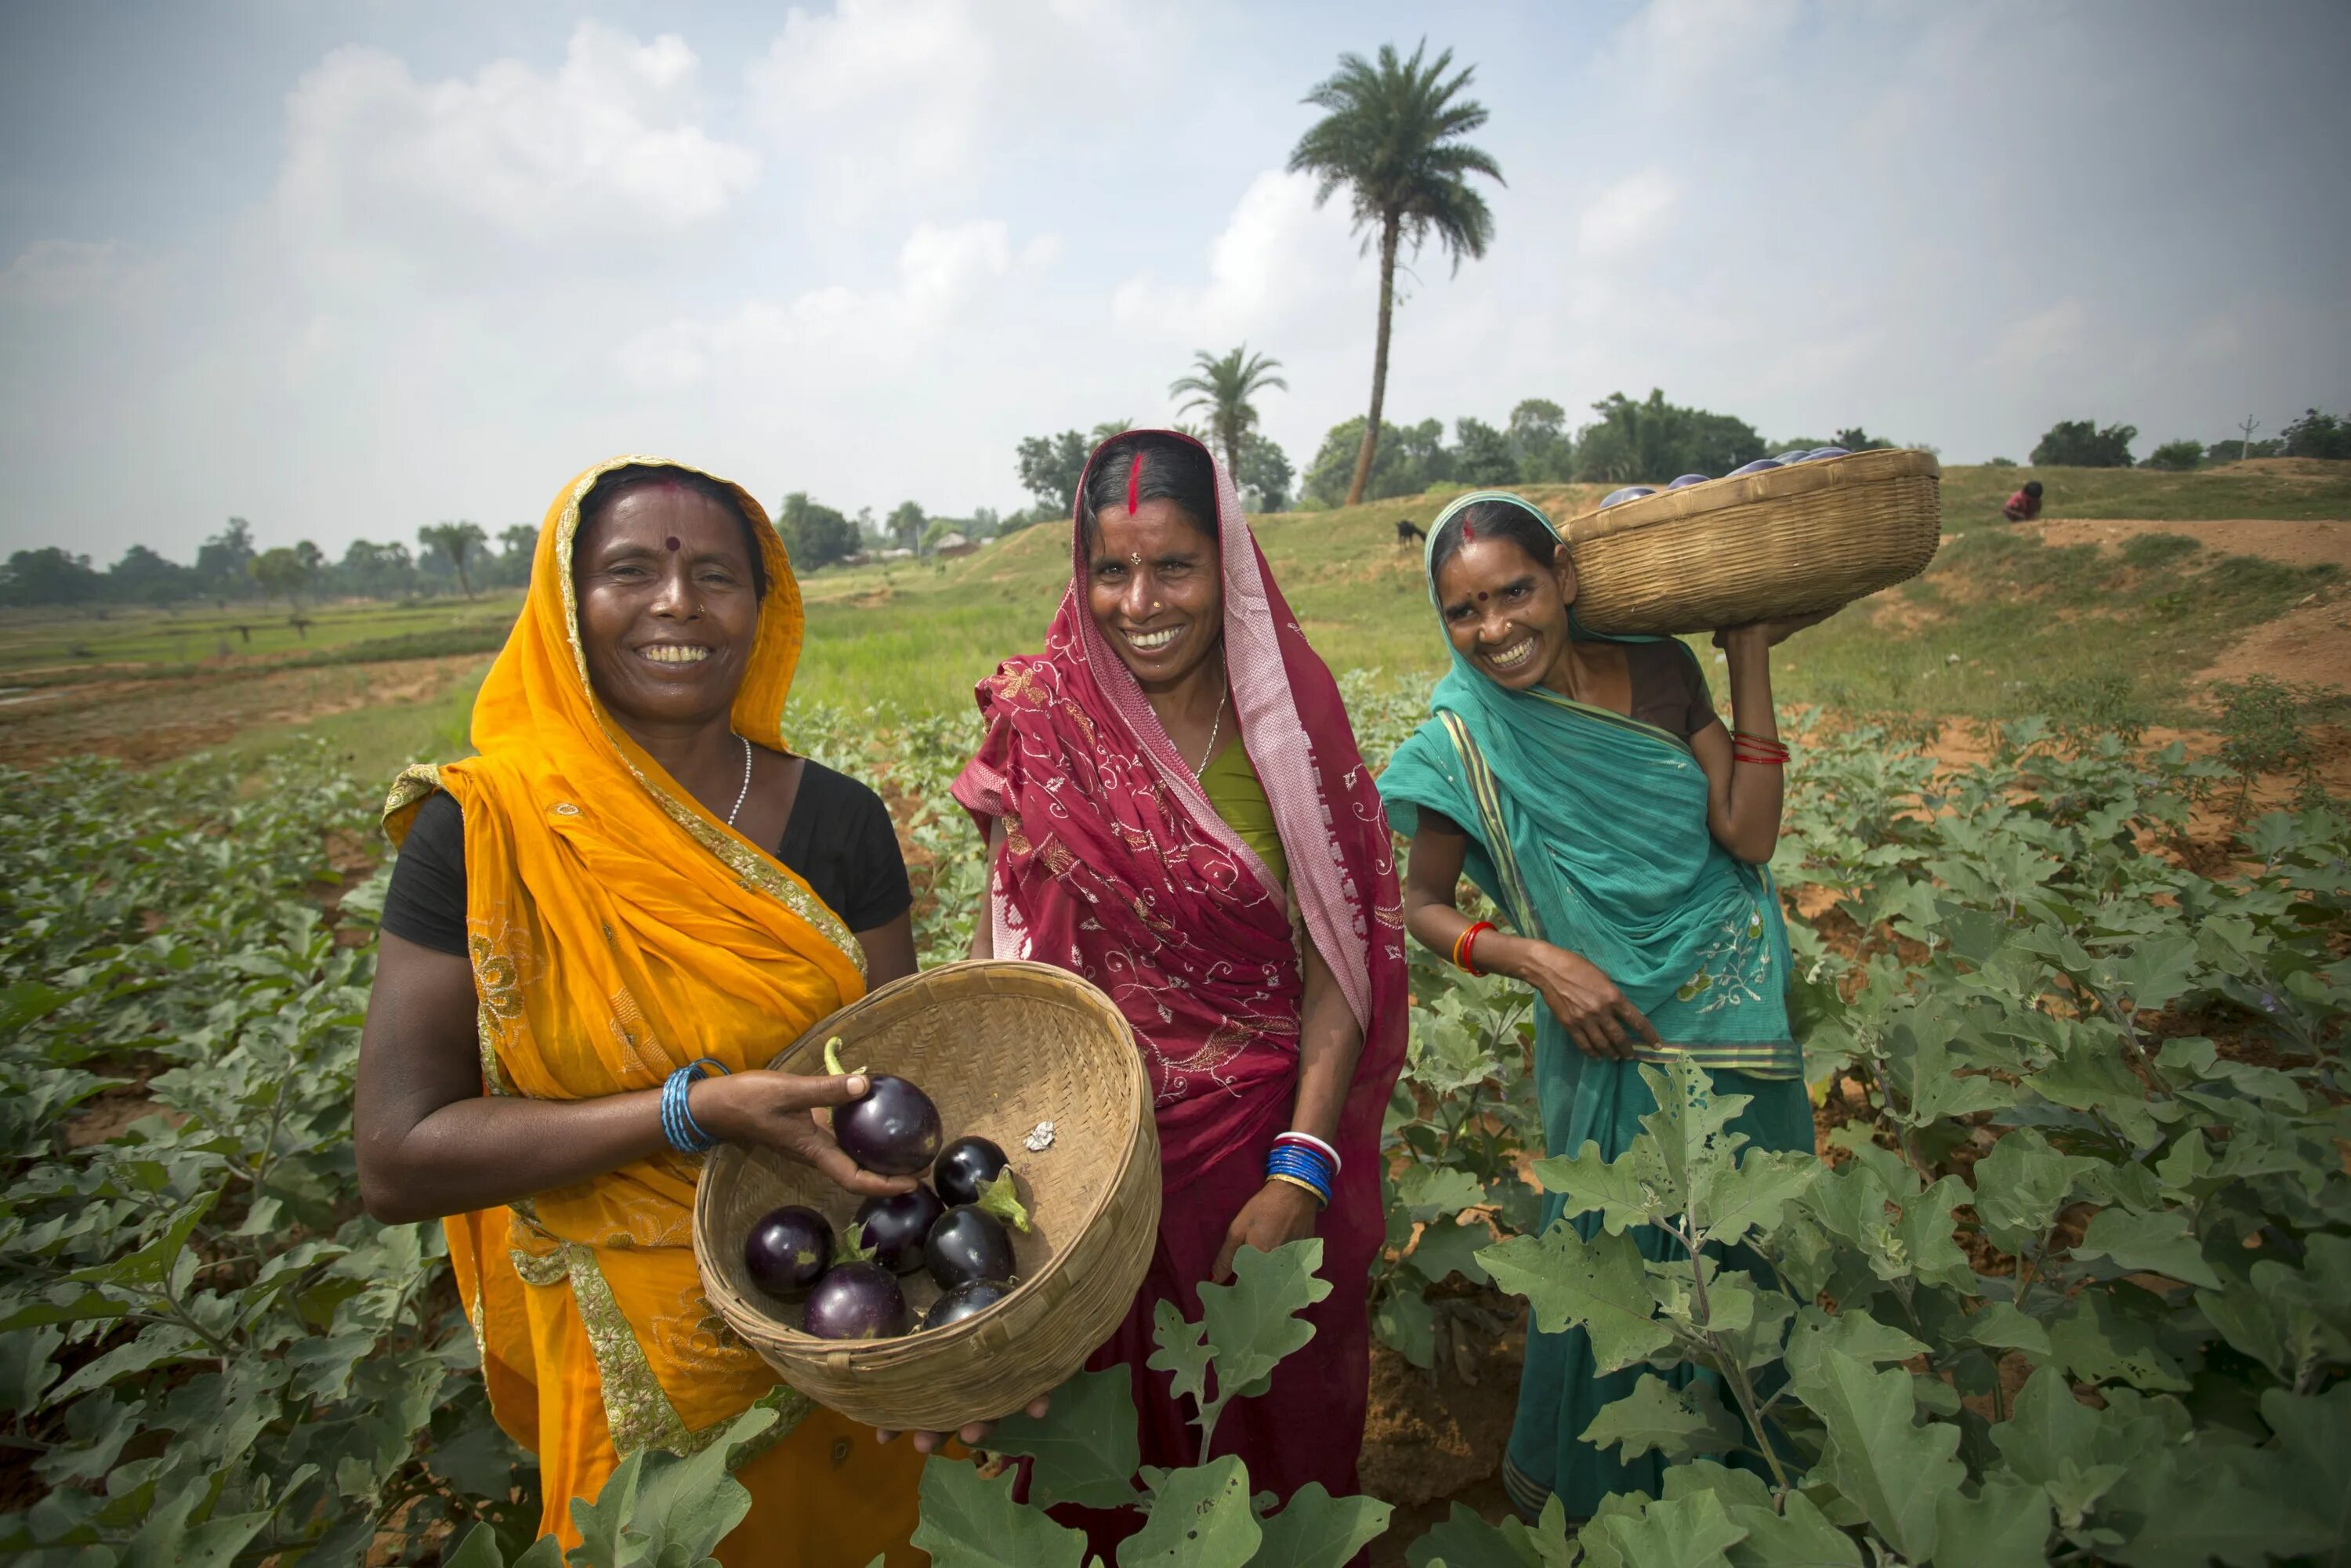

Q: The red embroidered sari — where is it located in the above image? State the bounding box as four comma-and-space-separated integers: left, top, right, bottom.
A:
951, 432, 1408, 1541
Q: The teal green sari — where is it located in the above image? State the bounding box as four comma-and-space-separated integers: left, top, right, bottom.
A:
1375, 491, 1813, 1521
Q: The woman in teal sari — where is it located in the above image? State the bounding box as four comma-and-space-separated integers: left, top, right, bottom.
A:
1376, 491, 1820, 1523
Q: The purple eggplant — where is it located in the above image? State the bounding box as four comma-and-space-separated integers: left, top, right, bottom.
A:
743, 1205, 831, 1298
933, 1136, 1012, 1209
824, 1037, 942, 1176
1599, 486, 1657, 508
1726, 458, 1783, 477
802, 1261, 910, 1341
926, 1206, 1016, 1291
1666, 473, 1710, 489
923, 1277, 1016, 1331
853, 1183, 947, 1276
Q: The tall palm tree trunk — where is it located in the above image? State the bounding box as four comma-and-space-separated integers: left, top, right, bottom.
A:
1346, 211, 1403, 507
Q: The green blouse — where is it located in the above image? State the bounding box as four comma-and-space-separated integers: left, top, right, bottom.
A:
1197, 742, 1288, 893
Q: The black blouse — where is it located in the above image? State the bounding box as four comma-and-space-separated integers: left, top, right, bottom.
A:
379, 760, 911, 955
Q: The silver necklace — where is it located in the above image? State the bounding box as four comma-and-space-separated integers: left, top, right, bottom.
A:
726, 734, 752, 827
1193, 687, 1229, 776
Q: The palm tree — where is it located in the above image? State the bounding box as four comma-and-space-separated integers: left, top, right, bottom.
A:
1289, 40, 1502, 507
1169, 346, 1288, 478
418, 520, 488, 601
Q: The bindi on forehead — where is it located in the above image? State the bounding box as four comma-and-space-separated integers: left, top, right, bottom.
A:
665, 536, 681, 552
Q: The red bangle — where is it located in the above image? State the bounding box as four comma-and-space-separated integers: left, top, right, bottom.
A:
1452, 920, 1496, 976
1731, 730, 1788, 760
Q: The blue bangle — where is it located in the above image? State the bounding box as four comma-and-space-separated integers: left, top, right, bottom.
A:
662, 1058, 730, 1154
1265, 1144, 1334, 1205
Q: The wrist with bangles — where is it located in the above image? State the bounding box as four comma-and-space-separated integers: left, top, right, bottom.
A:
1451, 918, 1497, 976
1265, 1130, 1339, 1208
661, 1057, 732, 1153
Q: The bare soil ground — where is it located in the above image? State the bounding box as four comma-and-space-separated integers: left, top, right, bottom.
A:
0, 653, 480, 767
2022, 516, 2351, 694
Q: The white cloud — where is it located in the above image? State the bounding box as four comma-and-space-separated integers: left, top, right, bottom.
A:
1576, 171, 1679, 259
614, 219, 1042, 393
1110, 170, 1367, 346
277, 23, 757, 255
0, 241, 159, 307
1598, 0, 1803, 95
747, 0, 992, 189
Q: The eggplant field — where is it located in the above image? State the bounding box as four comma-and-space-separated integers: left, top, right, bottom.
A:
2, 680, 2344, 1568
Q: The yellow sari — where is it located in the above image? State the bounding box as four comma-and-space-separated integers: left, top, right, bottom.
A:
384, 458, 923, 1559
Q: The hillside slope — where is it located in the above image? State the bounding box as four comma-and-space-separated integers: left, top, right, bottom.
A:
788, 463, 2348, 719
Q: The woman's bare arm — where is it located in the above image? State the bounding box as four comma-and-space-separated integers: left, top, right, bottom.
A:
856, 911, 918, 988
1697, 614, 1824, 864
965, 818, 1005, 961
1286, 930, 1364, 1146
353, 931, 915, 1225
1400, 822, 1658, 1060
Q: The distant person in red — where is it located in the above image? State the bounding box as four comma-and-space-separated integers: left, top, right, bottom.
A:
2002, 479, 2044, 522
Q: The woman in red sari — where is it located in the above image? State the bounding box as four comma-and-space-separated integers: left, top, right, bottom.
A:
953, 430, 1408, 1545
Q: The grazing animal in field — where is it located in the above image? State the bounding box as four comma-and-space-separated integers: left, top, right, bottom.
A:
1396, 519, 1425, 548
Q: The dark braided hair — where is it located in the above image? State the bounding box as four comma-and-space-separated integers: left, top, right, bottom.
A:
574, 463, 772, 601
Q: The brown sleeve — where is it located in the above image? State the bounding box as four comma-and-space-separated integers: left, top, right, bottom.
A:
1682, 643, 1721, 737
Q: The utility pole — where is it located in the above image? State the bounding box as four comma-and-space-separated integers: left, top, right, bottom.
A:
2236, 415, 2262, 462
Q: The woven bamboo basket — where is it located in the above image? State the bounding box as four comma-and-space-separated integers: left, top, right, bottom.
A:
694, 959, 1159, 1431
1560, 448, 1943, 636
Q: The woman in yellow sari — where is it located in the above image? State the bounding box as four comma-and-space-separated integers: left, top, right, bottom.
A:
354, 458, 968, 1560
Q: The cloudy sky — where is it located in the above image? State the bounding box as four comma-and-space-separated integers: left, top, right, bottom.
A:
3, 0, 2346, 562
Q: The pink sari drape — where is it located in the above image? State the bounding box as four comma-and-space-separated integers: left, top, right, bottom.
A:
951, 431, 1408, 1540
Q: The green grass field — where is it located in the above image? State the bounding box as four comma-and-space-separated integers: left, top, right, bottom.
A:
5, 462, 2341, 773
0, 591, 522, 679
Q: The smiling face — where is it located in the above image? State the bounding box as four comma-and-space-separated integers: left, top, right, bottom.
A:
1433, 533, 1578, 692
573, 483, 763, 734
1085, 498, 1223, 691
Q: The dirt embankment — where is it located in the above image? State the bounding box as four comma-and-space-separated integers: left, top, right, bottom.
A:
2022, 516, 2351, 694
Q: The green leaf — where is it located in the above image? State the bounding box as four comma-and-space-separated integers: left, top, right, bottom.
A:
0, 1326, 63, 1417
2255, 1384, 2351, 1566
1373, 1286, 1437, 1370
1114, 1454, 1259, 1567
66, 1188, 220, 1293
1400, 1502, 1550, 1568
1780, 1306, 1927, 1386
1194, 1238, 1331, 1404
1722, 1489, 1859, 1567
911, 1456, 1092, 1568
1410, 1215, 1494, 1286
1578, 1374, 1738, 1463
446, 1523, 565, 1568
1396, 1164, 1484, 1222
1975, 1133, 2106, 1260
975, 1168, 1031, 1235
1479, 1224, 1674, 1374
2046, 1289, 2190, 1392
564, 1404, 774, 1568
1932, 1473, 2052, 1568
1589, 1487, 1746, 1567
1951, 1301, 2051, 1360
1988, 1365, 2093, 1489
982, 1366, 1141, 1510
1251, 1483, 1393, 1568
114, 1481, 273, 1568
1529, 1139, 1657, 1237
2073, 1206, 2222, 1289
1147, 1300, 1212, 1414
1785, 1346, 1963, 1561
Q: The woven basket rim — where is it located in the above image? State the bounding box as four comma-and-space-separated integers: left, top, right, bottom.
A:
1563, 447, 1941, 549
693, 958, 1148, 1365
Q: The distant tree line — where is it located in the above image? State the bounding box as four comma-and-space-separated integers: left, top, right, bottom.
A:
0, 516, 538, 611
2027, 408, 2349, 471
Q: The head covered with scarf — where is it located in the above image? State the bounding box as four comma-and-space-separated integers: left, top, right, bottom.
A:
1377, 489, 1797, 1076
382, 458, 882, 1539
950, 430, 1409, 1187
